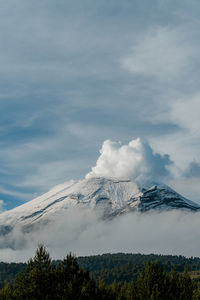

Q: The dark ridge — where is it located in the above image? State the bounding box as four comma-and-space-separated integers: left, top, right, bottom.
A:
21, 196, 68, 221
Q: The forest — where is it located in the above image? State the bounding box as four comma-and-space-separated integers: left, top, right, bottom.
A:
1, 251, 200, 287
0, 246, 200, 299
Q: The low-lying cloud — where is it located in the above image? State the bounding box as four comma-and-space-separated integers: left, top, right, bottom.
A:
86, 138, 172, 183
1, 207, 200, 262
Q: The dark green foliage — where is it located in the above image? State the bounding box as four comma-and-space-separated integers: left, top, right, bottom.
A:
0, 246, 100, 300
13, 245, 55, 299
104, 263, 198, 300
0, 284, 13, 300
0, 248, 199, 299
0, 262, 26, 288
193, 287, 200, 300
1, 252, 200, 286
78, 253, 200, 284
55, 252, 98, 299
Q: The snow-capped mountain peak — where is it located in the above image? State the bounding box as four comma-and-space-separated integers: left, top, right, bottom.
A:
0, 177, 199, 236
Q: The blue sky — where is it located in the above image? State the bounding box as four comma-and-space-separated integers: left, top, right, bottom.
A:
1, 0, 200, 210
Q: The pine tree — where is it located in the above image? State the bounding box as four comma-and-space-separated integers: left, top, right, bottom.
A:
13, 245, 56, 300
0, 283, 13, 300
179, 268, 196, 300
168, 268, 181, 300
192, 287, 200, 300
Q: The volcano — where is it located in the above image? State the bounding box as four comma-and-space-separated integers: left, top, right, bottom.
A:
0, 177, 199, 236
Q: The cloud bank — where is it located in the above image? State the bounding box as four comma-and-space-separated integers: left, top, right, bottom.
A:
1, 207, 200, 262
86, 138, 172, 183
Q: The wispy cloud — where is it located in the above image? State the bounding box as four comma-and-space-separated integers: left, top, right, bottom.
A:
0, 200, 5, 213
184, 162, 200, 178
0, 0, 200, 209
121, 26, 194, 81
0, 187, 33, 203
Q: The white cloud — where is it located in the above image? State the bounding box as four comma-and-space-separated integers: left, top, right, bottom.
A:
184, 161, 200, 177
148, 92, 200, 175
1, 208, 200, 262
86, 138, 172, 183
152, 93, 200, 133
121, 26, 193, 81
170, 94, 200, 133
0, 200, 5, 213
0, 188, 32, 202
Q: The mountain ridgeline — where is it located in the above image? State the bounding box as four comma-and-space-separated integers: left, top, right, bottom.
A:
0, 177, 199, 237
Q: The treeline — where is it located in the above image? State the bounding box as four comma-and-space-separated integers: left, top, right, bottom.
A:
1, 252, 200, 287
78, 253, 200, 284
0, 262, 26, 289
0, 246, 200, 299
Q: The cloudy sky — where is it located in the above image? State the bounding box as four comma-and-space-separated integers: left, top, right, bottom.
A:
0, 0, 200, 210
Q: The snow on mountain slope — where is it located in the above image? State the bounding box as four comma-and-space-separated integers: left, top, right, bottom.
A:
0, 177, 199, 236
0, 178, 138, 230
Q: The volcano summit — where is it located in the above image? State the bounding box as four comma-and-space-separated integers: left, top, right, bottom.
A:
0, 176, 199, 236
